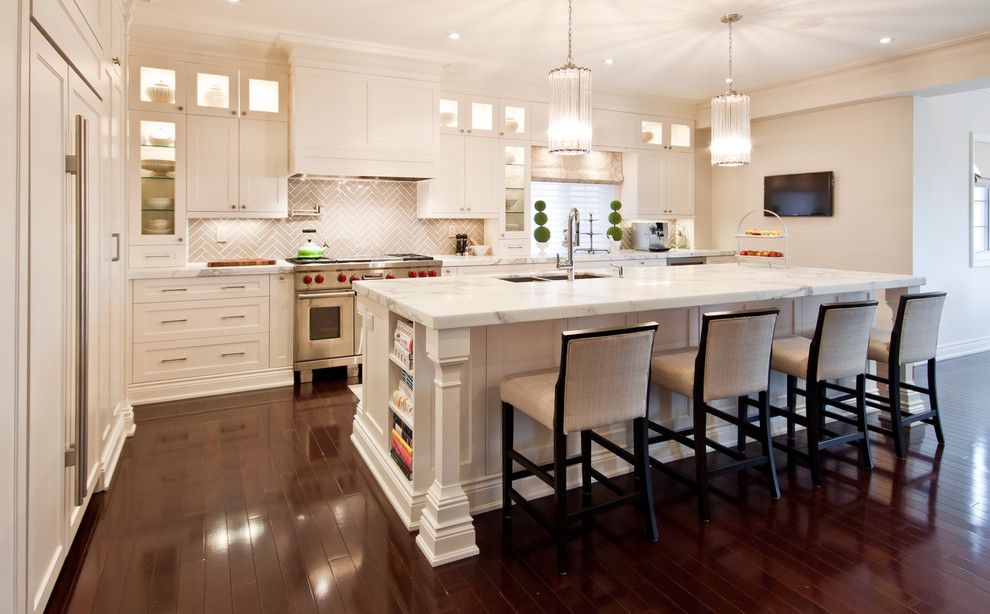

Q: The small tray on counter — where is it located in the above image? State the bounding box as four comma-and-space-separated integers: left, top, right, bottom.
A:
206, 259, 277, 267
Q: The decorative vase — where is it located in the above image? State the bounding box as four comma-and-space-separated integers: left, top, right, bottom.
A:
145, 80, 174, 103
536, 241, 548, 256
505, 119, 520, 133
609, 237, 621, 254
204, 85, 227, 108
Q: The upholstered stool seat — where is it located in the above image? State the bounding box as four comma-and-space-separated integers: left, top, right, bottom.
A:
647, 309, 781, 521
767, 301, 878, 486
865, 292, 947, 459
500, 322, 660, 575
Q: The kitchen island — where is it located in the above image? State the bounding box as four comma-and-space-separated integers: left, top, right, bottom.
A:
351, 264, 926, 566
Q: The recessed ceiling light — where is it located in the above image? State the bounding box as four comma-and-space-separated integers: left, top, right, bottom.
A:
603, 58, 615, 65
878, 36, 893, 45
448, 32, 460, 40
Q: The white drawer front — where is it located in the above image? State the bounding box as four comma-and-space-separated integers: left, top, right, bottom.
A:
497, 239, 530, 256
130, 245, 186, 269
133, 275, 270, 303
133, 297, 269, 343
132, 334, 270, 383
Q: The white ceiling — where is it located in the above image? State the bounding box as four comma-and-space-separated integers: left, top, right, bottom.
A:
134, 0, 990, 100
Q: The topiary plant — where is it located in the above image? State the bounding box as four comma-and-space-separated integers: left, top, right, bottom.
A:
533, 200, 551, 243
607, 200, 623, 242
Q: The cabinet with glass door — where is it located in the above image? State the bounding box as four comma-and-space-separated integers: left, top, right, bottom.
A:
438, 95, 530, 139
129, 111, 186, 249
500, 143, 530, 239
638, 117, 694, 152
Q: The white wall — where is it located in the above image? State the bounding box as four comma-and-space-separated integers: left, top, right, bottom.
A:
914, 91, 990, 356
709, 98, 915, 274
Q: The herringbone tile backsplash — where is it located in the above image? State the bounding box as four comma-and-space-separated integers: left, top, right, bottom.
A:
187, 178, 486, 261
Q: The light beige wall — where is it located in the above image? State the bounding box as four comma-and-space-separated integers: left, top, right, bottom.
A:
913, 90, 990, 355
692, 128, 712, 248
709, 98, 914, 274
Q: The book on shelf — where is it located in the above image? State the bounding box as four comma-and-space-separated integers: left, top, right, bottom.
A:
392, 341, 413, 370
391, 387, 413, 414
394, 321, 414, 352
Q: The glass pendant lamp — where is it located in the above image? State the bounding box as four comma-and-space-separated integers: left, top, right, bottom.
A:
548, 0, 592, 155
711, 13, 752, 167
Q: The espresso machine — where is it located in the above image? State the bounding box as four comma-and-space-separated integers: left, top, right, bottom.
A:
631, 220, 673, 251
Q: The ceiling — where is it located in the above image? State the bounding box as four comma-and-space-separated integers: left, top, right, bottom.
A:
134, 0, 990, 100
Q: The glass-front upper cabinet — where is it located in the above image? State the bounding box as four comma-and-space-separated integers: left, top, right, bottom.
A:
501, 104, 528, 139
239, 69, 288, 121
502, 144, 528, 236
187, 63, 237, 117
439, 96, 528, 137
639, 117, 694, 151
129, 112, 186, 245
129, 56, 186, 113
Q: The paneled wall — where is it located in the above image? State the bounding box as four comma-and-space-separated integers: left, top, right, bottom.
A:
188, 178, 486, 261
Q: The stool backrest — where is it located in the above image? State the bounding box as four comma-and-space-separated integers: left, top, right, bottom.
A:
557, 322, 659, 433
892, 292, 946, 365
698, 309, 779, 402
811, 301, 878, 381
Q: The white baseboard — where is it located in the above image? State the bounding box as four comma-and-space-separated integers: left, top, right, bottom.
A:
97, 401, 133, 491
350, 415, 427, 530
127, 367, 294, 405
937, 335, 990, 360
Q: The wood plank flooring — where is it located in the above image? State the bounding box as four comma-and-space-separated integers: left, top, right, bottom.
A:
47, 353, 990, 613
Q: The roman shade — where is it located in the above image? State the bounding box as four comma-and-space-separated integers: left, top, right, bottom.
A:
531, 146, 624, 184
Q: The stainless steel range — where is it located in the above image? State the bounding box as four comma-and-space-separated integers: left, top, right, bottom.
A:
289, 254, 442, 383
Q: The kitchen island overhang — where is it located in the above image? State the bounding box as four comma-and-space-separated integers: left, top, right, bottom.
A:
350, 264, 926, 567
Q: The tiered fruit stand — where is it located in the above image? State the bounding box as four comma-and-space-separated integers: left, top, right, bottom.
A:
735, 209, 789, 267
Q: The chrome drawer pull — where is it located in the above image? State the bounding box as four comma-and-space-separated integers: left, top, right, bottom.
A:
160, 318, 188, 324
146, 254, 171, 259
221, 351, 246, 357
222, 285, 247, 290
221, 314, 246, 320
161, 288, 187, 292
161, 357, 187, 363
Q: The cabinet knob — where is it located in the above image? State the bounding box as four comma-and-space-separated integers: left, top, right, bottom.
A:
177, 105, 184, 111
177, 237, 183, 242
111, 57, 121, 65
499, 131, 504, 136
231, 204, 237, 209
231, 110, 237, 115
466, 207, 471, 211
459, 129, 465, 133
467, 129, 472, 133
241, 111, 247, 116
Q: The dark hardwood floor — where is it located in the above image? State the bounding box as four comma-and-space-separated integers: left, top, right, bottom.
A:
47, 354, 990, 613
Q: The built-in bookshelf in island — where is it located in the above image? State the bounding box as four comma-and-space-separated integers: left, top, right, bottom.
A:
388, 318, 416, 480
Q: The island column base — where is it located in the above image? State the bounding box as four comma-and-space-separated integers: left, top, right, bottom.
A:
415, 484, 480, 566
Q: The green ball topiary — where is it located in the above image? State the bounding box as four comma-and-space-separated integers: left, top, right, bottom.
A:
534, 200, 547, 212
606, 226, 623, 241
608, 211, 622, 225
610, 200, 622, 211
534, 226, 551, 243
534, 211, 548, 226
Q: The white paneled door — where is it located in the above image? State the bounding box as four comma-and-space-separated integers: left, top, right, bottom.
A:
238, 119, 288, 216
463, 137, 501, 216
187, 115, 238, 214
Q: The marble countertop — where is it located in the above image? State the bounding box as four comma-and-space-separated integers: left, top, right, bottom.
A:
128, 260, 296, 280
437, 248, 736, 267
354, 263, 926, 330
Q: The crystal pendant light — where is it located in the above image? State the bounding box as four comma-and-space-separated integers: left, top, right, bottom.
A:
548, 0, 592, 155
711, 14, 751, 167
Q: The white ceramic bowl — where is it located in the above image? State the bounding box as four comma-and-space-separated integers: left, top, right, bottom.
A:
141, 159, 175, 176
145, 81, 174, 103
142, 197, 174, 210
469, 245, 491, 256
147, 134, 174, 147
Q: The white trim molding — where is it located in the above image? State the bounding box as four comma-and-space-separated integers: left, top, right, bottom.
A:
127, 366, 293, 405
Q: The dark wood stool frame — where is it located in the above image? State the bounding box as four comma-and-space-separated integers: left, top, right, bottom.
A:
501, 322, 660, 576
647, 309, 781, 522
764, 301, 878, 487
864, 292, 947, 459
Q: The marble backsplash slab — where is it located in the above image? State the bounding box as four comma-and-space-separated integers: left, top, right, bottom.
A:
187, 178, 486, 261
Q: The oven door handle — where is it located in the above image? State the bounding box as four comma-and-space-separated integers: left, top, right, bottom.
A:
297, 290, 357, 300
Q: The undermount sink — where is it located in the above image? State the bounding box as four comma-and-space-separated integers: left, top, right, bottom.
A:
498, 272, 609, 283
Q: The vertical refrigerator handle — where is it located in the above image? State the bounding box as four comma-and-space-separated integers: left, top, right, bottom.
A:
72, 114, 88, 507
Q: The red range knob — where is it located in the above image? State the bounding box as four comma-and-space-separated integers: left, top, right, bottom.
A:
350, 275, 359, 282
428, 270, 437, 277
418, 270, 427, 277
408, 271, 417, 278
337, 273, 347, 283
314, 274, 325, 284
302, 275, 313, 284
386, 274, 395, 279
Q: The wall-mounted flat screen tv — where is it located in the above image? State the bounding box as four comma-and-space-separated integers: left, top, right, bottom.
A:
764, 171, 834, 217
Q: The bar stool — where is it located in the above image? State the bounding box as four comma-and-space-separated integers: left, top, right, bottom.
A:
768, 301, 879, 486
647, 309, 780, 521
865, 292, 947, 459
500, 322, 659, 575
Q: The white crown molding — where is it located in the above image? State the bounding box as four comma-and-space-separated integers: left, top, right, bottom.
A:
277, 33, 449, 81
695, 31, 990, 126
129, 24, 289, 69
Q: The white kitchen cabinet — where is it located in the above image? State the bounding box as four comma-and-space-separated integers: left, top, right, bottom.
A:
187, 115, 239, 213
269, 273, 294, 368
129, 111, 187, 251
129, 56, 187, 113
499, 143, 530, 240
186, 116, 288, 217
593, 109, 636, 149
631, 151, 694, 217
417, 133, 499, 218
239, 69, 288, 121
32, 0, 107, 90
638, 117, 694, 152
239, 120, 289, 216
439, 95, 531, 140
291, 67, 436, 177
186, 62, 239, 117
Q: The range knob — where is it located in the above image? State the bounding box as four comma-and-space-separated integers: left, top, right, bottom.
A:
314, 274, 325, 284
337, 273, 347, 283
386, 274, 395, 279
408, 271, 417, 278
428, 270, 438, 277
350, 275, 359, 282
418, 270, 427, 277
302, 275, 313, 285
